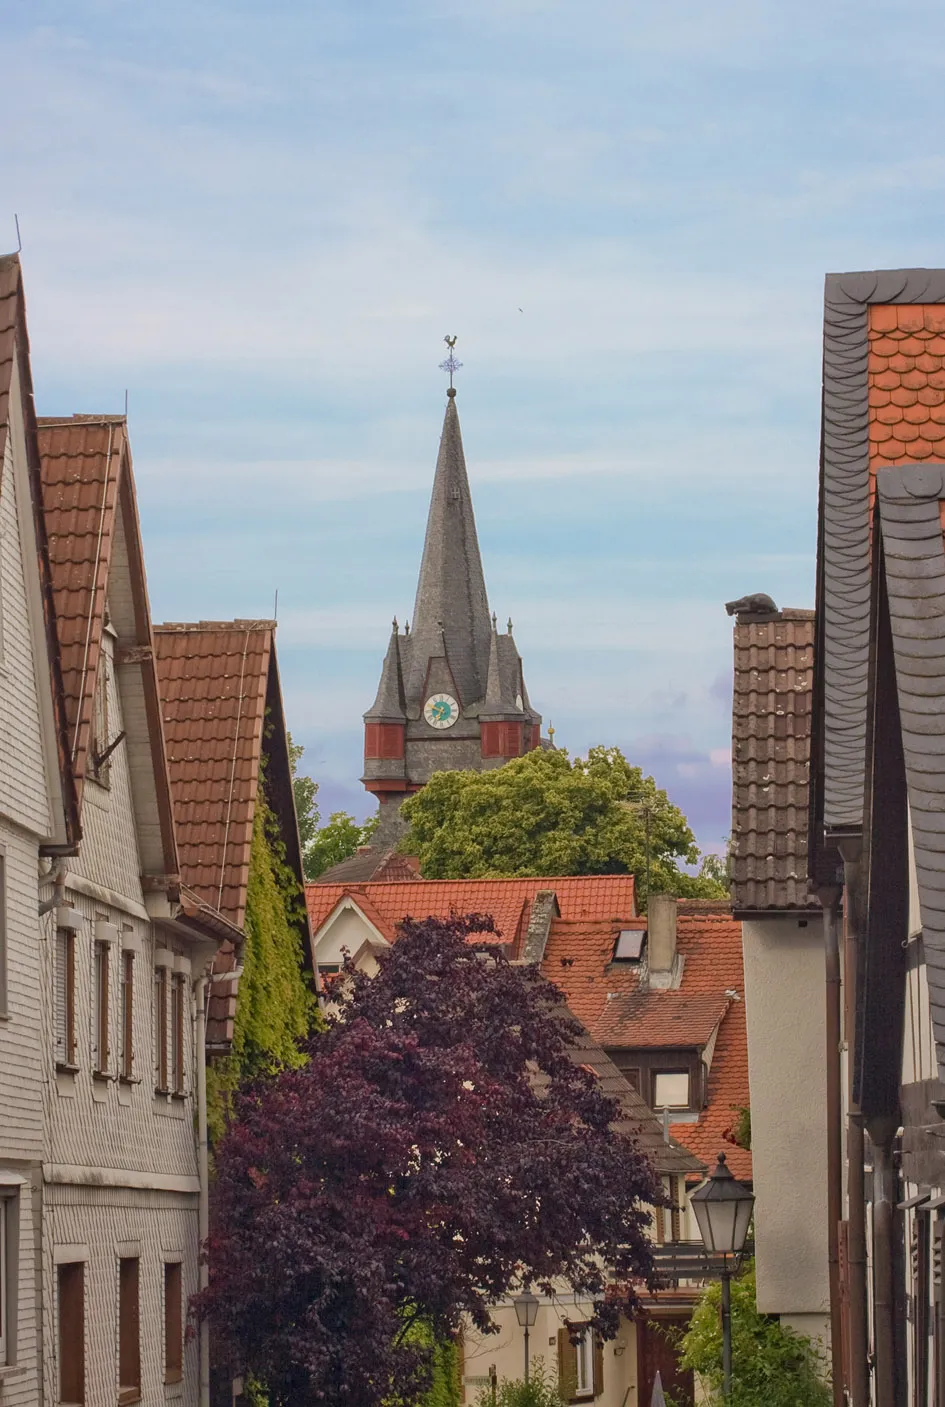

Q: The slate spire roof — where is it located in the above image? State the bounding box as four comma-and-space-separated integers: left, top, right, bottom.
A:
365, 620, 406, 722
406, 390, 491, 709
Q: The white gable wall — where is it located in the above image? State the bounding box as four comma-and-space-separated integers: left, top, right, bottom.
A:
315, 902, 387, 967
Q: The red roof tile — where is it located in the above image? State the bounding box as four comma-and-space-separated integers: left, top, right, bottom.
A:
542, 902, 751, 1181
869, 304, 945, 465
153, 621, 274, 927
306, 873, 638, 950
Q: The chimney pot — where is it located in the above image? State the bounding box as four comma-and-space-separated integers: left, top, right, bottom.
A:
648, 894, 677, 980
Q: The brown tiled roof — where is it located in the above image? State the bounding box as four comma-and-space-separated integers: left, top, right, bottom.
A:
153, 621, 274, 927
0, 258, 79, 847
315, 848, 421, 884
36, 415, 125, 791
731, 609, 817, 912
594, 991, 731, 1049
541, 901, 751, 1182
562, 1012, 703, 1177
869, 303, 945, 467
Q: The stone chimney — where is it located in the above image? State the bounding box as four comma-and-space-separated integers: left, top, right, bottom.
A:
648, 894, 678, 989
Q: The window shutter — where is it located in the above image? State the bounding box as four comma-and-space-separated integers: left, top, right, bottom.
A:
593, 1332, 604, 1397
557, 1328, 577, 1402
56, 930, 70, 1058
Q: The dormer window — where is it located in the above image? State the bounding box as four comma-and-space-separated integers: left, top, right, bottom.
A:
613, 928, 646, 962
653, 1070, 690, 1109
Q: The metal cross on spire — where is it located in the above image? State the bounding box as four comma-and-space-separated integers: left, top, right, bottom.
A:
439, 334, 463, 390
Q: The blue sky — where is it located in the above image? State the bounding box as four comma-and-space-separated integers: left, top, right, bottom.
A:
8, 0, 945, 853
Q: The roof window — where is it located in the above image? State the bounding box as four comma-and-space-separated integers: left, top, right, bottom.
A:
613, 928, 646, 962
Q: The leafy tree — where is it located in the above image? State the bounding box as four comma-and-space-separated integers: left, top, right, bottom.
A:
678, 1264, 830, 1406
305, 808, 380, 879
198, 915, 664, 1407
400, 746, 726, 904
288, 736, 379, 879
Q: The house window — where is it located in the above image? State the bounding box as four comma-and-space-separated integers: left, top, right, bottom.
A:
613, 928, 646, 962
120, 952, 134, 1081
118, 1257, 141, 1404
58, 1260, 85, 1404
90, 658, 111, 787
574, 1331, 593, 1399
0, 1191, 14, 1366
318, 962, 341, 995
55, 929, 76, 1067
93, 941, 110, 1074
164, 1262, 183, 1384
171, 975, 185, 1095
154, 967, 168, 1092
653, 1070, 690, 1109
0, 852, 7, 1016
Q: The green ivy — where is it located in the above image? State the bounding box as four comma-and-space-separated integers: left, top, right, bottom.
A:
207, 774, 317, 1142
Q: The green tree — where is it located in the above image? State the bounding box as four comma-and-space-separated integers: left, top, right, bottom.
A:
473, 1364, 564, 1407
304, 809, 380, 879
678, 1264, 830, 1406
289, 737, 379, 880
400, 746, 726, 905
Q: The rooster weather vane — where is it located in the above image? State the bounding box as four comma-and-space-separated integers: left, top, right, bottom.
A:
439, 334, 463, 390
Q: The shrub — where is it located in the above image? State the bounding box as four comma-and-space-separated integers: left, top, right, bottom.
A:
474, 1363, 565, 1407
678, 1263, 830, 1406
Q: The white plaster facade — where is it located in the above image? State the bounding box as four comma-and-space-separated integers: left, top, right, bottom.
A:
741, 913, 831, 1343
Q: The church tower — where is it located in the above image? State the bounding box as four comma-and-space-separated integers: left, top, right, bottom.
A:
362, 384, 542, 844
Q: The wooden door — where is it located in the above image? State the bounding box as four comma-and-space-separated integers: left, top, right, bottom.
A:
637, 1317, 694, 1406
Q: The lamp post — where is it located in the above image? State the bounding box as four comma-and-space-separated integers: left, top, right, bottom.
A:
512, 1289, 539, 1384
690, 1152, 755, 1400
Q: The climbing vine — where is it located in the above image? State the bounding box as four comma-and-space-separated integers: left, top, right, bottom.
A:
207, 769, 317, 1142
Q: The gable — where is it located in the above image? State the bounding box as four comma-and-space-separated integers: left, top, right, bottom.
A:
0, 257, 77, 849
37, 416, 178, 883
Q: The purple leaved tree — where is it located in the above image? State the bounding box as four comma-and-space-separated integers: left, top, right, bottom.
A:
196, 915, 662, 1406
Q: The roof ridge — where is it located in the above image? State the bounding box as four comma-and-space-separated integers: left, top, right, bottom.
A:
154, 619, 276, 633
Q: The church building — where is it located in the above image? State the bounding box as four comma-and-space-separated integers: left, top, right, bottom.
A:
363, 385, 542, 845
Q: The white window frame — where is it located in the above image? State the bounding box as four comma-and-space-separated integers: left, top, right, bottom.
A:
93, 940, 110, 1074
653, 1070, 690, 1110
574, 1329, 593, 1399
0, 1192, 8, 1365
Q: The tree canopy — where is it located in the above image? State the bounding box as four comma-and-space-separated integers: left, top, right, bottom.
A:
198, 915, 663, 1407
399, 745, 727, 903
289, 736, 378, 879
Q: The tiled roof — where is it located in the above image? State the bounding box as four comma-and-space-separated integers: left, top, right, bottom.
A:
868, 303, 945, 466
36, 415, 125, 791
594, 991, 731, 1050
0, 258, 79, 847
306, 873, 638, 949
563, 1012, 703, 1177
153, 621, 274, 927
541, 902, 751, 1182
315, 848, 421, 884
731, 609, 817, 912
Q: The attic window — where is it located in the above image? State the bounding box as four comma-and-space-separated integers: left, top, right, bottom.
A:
613, 929, 646, 962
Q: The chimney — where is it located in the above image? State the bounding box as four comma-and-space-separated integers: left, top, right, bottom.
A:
648, 894, 677, 988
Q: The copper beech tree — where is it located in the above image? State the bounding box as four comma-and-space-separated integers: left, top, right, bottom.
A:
197, 916, 663, 1406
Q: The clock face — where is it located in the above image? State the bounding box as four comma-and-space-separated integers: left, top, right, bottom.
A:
424, 693, 460, 729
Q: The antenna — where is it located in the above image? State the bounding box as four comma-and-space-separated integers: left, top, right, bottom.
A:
124, 389, 128, 418
273, 588, 279, 621
13, 214, 21, 254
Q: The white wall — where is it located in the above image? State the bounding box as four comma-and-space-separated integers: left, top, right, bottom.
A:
741, 914, 830, 1336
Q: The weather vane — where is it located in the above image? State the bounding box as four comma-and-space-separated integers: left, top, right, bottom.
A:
439, 334, 463, 390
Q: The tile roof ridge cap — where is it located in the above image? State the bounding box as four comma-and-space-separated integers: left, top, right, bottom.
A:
36, 412, 127, 425
154, 619, 276, 633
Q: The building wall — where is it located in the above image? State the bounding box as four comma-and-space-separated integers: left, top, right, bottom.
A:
0, 374, 57, 1403
741, 914, 830, 1335
40, 605, 204, 1405
462, 1300, 638, 1407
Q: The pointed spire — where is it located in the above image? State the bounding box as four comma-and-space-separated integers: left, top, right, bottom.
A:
365, 621, 406, 721
507, 617, 513, 635
483, 614, 503, 712
407, 395, 491, 706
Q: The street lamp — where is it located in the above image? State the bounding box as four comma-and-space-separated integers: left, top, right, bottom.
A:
512, 1289, 539, 1384
690, 1152, 755, 1400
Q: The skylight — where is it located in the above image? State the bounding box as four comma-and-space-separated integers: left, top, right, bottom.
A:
614, 928, 646, 962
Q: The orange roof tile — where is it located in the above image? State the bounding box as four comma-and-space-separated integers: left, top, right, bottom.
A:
869, 305, 945, 466
153, 621, 274, 927
541, 901, 751, 1181
36, 415, 125, 791
306, 873, 638, 950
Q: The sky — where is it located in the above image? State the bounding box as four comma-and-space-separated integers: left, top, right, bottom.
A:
6, 0, 945, 855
